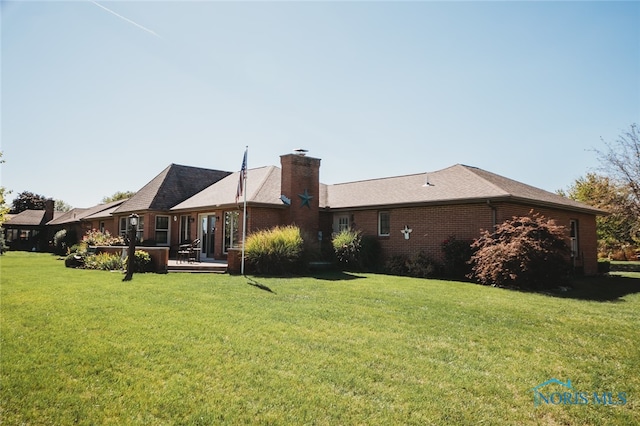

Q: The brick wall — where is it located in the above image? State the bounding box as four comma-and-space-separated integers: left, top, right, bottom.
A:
343, 201, 599, 275
246, 207, 284, 233
349, 203, 494, 262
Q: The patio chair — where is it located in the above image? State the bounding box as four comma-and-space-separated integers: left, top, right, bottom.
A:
177, 242, 191, 263
187, 239, 201, 263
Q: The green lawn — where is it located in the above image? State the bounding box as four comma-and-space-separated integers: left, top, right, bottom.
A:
1, 252, 639, 425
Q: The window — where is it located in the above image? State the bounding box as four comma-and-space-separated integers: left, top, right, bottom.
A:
119, 216, 144, 241
155, 215, 170, 245
569, 219, 579, 258
224, 211, 240, 253
179, 215, 191, 243
378, 211, 390, 236
5, 228, 18, 242
99, 221, 105, 233
335, 214, 350, 233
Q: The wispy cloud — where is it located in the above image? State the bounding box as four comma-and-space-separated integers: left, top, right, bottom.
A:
89, 1, 161, 38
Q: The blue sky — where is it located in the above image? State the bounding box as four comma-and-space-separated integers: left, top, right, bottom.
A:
2, 1, 639, 208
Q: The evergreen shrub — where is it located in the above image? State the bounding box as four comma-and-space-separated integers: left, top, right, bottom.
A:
441, 235, 474, 279
384, 251, 441, 278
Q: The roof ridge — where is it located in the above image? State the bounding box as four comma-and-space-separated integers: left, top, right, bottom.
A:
249, 166, 278, 201
146, 165, 175, 210
457, 164, 510, 196
330, 171, 437, 187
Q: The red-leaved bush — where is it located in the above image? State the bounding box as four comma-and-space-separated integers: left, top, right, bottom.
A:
469, 213, 571, 290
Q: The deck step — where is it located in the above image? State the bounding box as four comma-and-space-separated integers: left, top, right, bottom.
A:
168, 262, 227, 274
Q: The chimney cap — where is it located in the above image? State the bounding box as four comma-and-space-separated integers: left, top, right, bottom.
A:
293, 148, 308, 156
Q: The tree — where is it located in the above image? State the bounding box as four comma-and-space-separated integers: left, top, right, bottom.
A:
562, 173, 638, 255
0, 152, 10, 225
594, 123, 640, 218
102, 191, 136, 203
10, 191, 49, 214
55, 200, 73, 212
469, 212, 571, 290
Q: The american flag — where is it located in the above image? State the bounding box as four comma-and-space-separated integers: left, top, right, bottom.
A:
235, 148, 247, 205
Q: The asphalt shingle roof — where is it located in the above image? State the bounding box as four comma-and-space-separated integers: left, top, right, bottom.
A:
47, 199, 127, 225
114, 164, 231, 213
172, 166, 283, 210
4, 210, 63, 226
325, 164, 605, 214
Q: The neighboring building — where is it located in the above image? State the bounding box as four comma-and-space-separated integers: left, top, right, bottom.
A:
46, 199, 129, 243
3, 199, 59, 251
6, 151, 605, 275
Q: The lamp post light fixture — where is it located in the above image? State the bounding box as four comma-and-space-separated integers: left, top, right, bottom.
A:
123, 213, 139, 281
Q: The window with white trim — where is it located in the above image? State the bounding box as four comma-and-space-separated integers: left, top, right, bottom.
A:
569, 219, 579, 259
224, 211, 240, 252
378, 211, 390, 236
335, 214, 350, 233
119, 216, 144, 241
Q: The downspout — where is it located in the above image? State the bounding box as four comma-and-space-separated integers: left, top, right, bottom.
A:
487, 200, 497, 229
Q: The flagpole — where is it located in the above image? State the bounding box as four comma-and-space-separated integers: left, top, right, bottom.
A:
241, 147, 248, 275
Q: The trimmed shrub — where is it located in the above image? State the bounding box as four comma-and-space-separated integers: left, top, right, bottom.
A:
441, 235, 474, 279
360, 235, 382, 271
245, 226, 304, 275
65, 253, 84, 268
469, 212, 571, 290
384, 251, 441, 278
332, 229, 362, 269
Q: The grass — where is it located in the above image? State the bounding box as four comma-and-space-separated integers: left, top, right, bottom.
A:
1, 252, 639, 425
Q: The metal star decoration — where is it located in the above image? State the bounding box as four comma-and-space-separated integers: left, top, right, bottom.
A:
298, 189, 313, 208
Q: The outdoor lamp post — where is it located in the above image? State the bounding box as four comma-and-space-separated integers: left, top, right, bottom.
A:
123, 213, 138, 281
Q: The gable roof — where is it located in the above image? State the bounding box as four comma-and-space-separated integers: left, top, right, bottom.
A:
325, 164, 605, 215
114, 164, 231, 214
4, 209, 63, 227
47, 199, 127, 225
172, 166, 284, 210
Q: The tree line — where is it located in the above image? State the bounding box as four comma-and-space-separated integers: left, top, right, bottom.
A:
559, 123, 639, 259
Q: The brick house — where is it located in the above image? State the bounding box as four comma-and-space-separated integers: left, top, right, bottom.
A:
3, 199, 58, 251
167, 151, 603, 275
18, 150, 601, 274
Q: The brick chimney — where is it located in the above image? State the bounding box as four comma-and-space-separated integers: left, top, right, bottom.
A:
280, 150, 321, 240
44, 198, 55, 224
